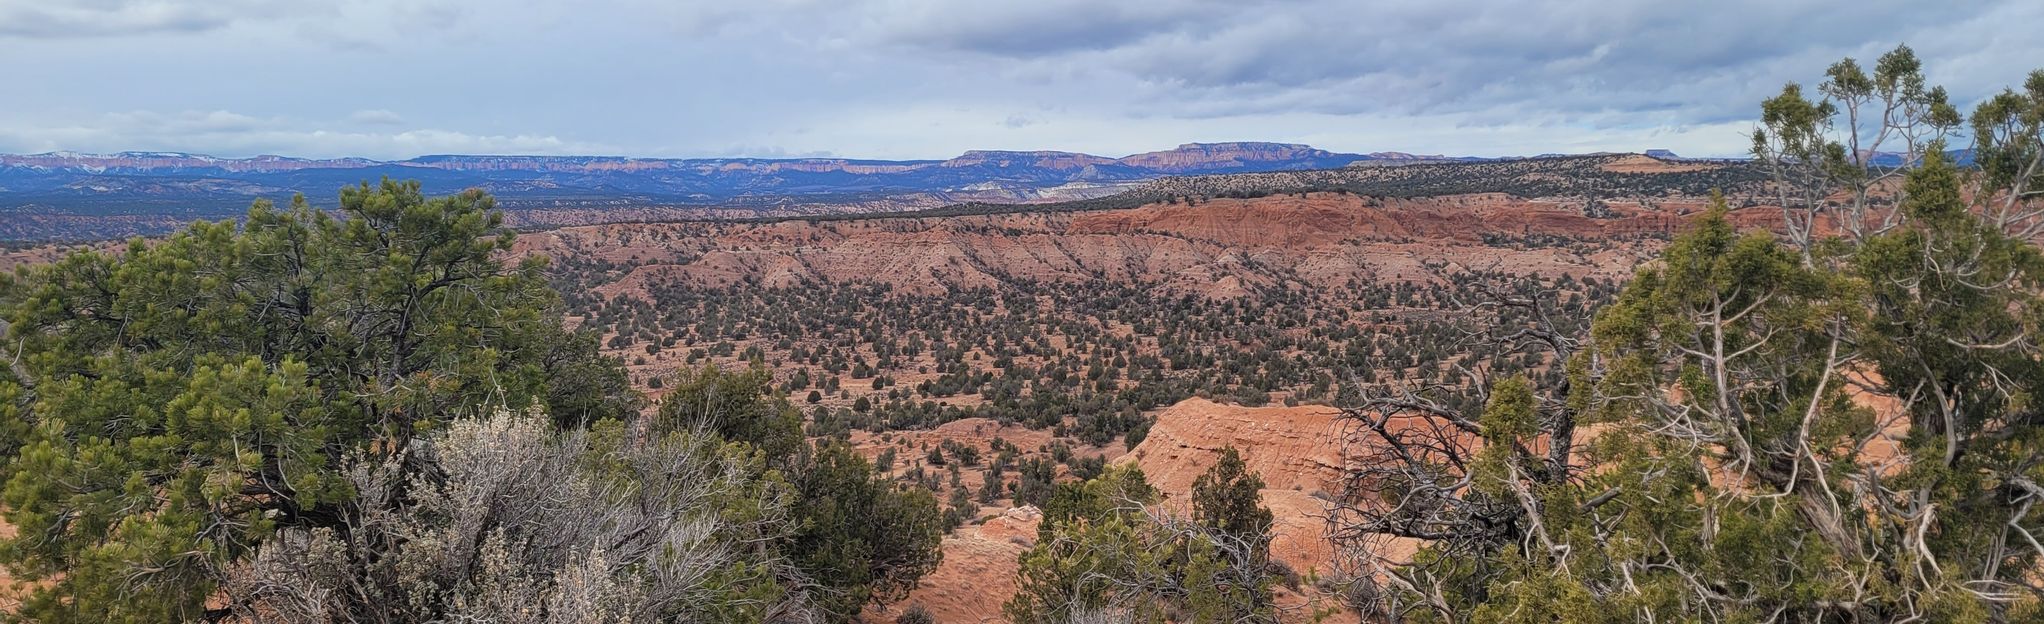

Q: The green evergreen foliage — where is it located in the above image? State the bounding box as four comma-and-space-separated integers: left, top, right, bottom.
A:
1333, 49, 2044, 623
0, 181, 950, 622
1007, 463, 1277, 624
1189, 449, 1280, 622
785, 440, 946, 623
654, 361, 805, 462
1037, 463, 1158, 543
944, 485, 976, 531
0, 181, 638, 621
1013, 456, 1058, 508
1191, 446, 1274, 566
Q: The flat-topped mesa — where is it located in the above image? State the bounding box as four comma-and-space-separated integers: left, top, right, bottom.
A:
0, 151, 380, 173
1116, 141, 1356, 171
941, 150, 1118, 170
1362, 151, 1451, 160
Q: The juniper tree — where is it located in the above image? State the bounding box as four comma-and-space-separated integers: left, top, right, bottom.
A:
783, 440, 945, 623
1009, 464, 1279, 624
1331, 50, 2044, 624
0, 181, 638, 622
1190, 447, 1278, 621
654, 361, 804, 462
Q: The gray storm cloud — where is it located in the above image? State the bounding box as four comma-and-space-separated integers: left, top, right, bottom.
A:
0, 0, 2037, 159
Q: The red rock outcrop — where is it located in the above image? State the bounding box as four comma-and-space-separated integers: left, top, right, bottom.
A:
874, 398, 1358, 624
869, 506, 1042, 624
516, 190, 1751, 304
1122, 398, 1349, 576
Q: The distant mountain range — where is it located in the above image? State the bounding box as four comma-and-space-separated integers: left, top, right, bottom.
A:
24, 142, 1973, 243
0, 142, 1477, 211
0, 142, 1511, 240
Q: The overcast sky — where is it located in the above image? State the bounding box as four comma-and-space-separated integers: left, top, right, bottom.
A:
1, 1, 2038, 160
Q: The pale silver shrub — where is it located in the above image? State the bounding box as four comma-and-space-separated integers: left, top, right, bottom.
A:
223, 407, 807, 623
